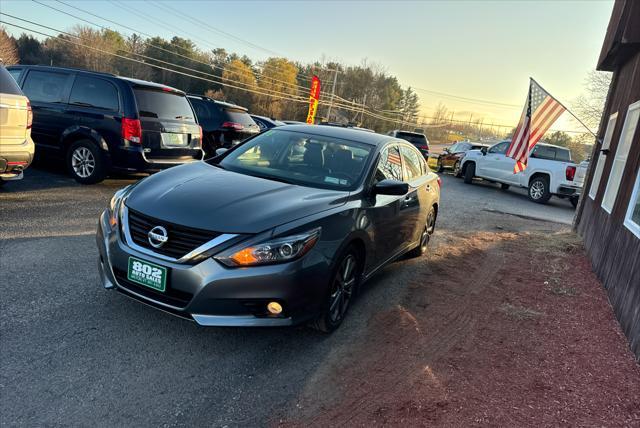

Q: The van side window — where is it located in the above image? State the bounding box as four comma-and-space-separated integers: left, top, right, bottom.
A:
22, 70, 70, 104
69, 76, 119, 111
7, 68, 23, 84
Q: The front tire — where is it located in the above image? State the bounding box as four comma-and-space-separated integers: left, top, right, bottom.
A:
528, 176, 552, 204
407, 206, 436, 259
67, 140, 106, 184
437, 158, 444, 173
463, 162, 475, 184
453, 161, 462, 177
312, 248, 360, 333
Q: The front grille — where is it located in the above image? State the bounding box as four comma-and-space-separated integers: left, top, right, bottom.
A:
127, 208, 220, 259
113, 267, 193, 308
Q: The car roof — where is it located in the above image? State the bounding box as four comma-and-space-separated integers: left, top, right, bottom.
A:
392, 130, 426, 136
250, 114, 276, 121
187, 95, 247, 111
277, 124, 394, 146
7, 65, 185, 93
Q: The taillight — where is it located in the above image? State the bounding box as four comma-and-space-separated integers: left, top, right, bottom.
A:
198, 125, 203, 147
121, 118, 142, 144
417, 144, 429, 151
437, 177, 442, 188
221, 121, 243, 131
26, 101, 33, 129
566, 165, 576, 181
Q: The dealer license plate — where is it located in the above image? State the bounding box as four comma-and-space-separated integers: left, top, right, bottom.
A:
127, 256, 167, 292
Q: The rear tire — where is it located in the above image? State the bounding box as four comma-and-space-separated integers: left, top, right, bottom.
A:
67, 140, 106, 184
312, 247, 361, 333
528, 176, 552, 204
407, 206, 436, 259
453, 161, 462, 177
463, 162, 475, 184
500, 183, 510, 190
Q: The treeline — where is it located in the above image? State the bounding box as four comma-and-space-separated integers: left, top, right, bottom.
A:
1, 26, 420, 132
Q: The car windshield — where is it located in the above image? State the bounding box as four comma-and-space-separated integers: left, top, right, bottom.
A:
134, 88, 195, 121
396, 132, 427, 146
216, 129, 373, 190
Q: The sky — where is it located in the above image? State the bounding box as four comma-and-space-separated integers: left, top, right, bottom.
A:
2, 0, 614, 134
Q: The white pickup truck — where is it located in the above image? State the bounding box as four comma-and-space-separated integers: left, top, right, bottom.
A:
459, 140, 587, 206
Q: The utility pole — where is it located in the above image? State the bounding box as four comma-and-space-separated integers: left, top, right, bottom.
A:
360, 93, 367, 125
325, 69, 339, 121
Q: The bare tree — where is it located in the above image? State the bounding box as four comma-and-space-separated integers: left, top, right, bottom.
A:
0, 27, 19, 65
572, 70, 612, 130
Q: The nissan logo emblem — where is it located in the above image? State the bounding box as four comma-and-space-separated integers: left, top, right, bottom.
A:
148, 226, 168, 248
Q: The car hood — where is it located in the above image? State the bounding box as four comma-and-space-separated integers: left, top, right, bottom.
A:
125, 162, 349, 234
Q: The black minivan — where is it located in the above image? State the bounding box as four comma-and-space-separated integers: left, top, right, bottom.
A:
7, 65, 203, 184
187, 95, 259, 156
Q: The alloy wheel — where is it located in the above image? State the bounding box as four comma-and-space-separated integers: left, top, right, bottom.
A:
530, 180, 545, 200
71, 147, 96, 178
329, 254, 357, 323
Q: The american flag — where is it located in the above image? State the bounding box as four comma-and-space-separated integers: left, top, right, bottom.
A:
506, 79, 566, 173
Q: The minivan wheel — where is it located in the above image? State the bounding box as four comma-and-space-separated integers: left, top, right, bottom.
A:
312, 248, 360, 333
67, 140, 106, 184
407, 206, 436, 259
463, 162, 475, 184
528, 176, 551, 204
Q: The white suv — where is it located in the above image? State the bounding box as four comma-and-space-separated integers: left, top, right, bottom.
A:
459, 140, 586, 206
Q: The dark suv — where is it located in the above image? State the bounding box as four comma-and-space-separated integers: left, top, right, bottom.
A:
188, 95, 260, 156
387, 130, 430, 158
7, 65, 203, 184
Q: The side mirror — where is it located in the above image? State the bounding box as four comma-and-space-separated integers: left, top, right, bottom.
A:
373, 179, 409, 196
215, 148, 228, 156
481, 147, 488, 156
443, 147, 449, 153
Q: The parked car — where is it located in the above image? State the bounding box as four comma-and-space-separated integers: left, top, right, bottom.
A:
0, 64, 34, 186
459, 140, 586, 205
436, 141, 489, 175
6, 65, 203, 184
282, 120, 306, 125
97, 125, 440, 332
188, 95, 260, 155
250, 114, 285, 132
387, 130, 430, 158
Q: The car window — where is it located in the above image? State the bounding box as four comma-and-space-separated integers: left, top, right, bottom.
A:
222, 107, 255, 126
449, 143, 458, 152
374, 146, 403, 183
396, 132, 427, 146
555, 147, 571, 162
22, 70, 70, 103
0, 67, 23, 95
134, 88, 195, 121
6, 68, 23, 85
488, 142, 509, 154
400, 145, 423, 181
531, 145, 555, 160
189, 98, 212, 124
456, 143, 471, 152
218, 129, 373, 191
69, 76, 119, 111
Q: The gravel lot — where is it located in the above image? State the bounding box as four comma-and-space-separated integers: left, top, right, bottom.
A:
0, 164, 607, 427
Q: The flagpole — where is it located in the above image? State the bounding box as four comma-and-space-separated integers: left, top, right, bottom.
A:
530, 77, 599, 139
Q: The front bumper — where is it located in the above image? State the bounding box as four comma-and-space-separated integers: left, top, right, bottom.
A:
96, 212, 330, 327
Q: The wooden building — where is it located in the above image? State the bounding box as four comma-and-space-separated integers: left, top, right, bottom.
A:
575, 0, 640, 358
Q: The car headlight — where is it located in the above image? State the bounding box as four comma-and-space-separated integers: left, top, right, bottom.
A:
215, 228, 321, 267
107, 185, 131, 228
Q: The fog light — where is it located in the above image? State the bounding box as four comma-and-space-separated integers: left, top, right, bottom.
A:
267, 301, 282, 315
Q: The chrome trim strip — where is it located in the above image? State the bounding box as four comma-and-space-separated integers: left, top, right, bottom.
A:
120, 205, 238, 263
192, 314, 293, 327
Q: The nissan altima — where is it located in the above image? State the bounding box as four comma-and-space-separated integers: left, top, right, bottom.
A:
96, 125, 440, 332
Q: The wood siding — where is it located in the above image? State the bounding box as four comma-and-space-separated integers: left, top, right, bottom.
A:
577, 46, 640, 357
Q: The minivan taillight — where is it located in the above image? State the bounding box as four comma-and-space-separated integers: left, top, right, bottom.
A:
221, 121, 243, 131
198, 125, 203, 147
416, 144, 429, 151
566, 165, 576, 181
26, 101, 33, 129
122, 118, 142, 144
